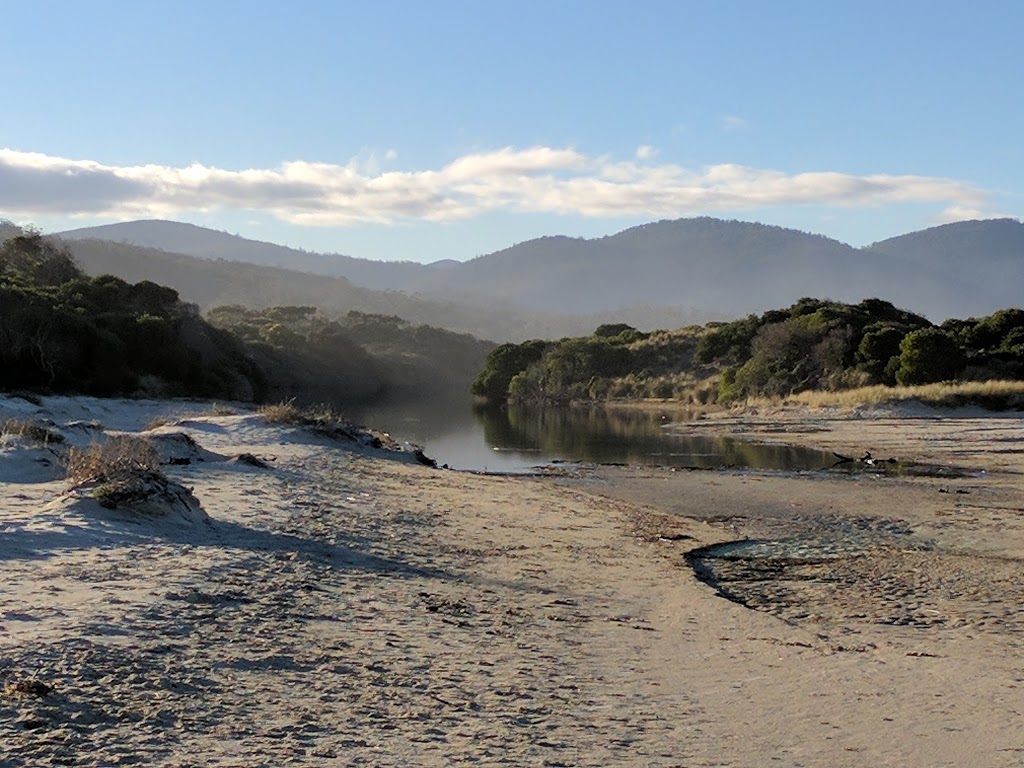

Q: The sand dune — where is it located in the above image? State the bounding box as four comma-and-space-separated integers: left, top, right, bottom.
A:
2, 395, 1023, 766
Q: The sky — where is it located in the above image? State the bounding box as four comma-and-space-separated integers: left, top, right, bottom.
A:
1, 0, 1021, 263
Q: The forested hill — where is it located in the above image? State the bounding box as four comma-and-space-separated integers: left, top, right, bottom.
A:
408, 218, 957, 316
58, 219, 437, 292
0, 229, 496, 407
865, 219, 1024, 313
473, 298, 1024, 408
59, 216, 1024, 323
52, 237, 712, 342
867, 218, 1023, 266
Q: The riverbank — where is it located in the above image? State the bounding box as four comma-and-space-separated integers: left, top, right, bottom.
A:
2, 396, 1022, 766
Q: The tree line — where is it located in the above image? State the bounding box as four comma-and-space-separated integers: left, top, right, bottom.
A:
472, 298, 1024, 406
0, 231, 265, 399
0, 231, 494, 406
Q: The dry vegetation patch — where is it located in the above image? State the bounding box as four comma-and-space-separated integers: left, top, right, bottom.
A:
1, 419, 65, 445
257, 400, 344, 426
143, 404, 238, 432
757, 380, 1024, 410
256, 400, 305, 424
66, 436, 162, 486
257, 400, 405, 451
64, 436, 194, 511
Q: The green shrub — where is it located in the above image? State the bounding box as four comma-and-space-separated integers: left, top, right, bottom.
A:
856, 324, 907, 385
895, 328, 966, 385
471, 340, 552, 401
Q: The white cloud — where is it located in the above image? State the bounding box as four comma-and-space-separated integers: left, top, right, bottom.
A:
934, 205, 1013, 224
0, 146, 990, 227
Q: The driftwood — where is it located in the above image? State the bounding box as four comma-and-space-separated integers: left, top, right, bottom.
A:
832, 450, 898, 467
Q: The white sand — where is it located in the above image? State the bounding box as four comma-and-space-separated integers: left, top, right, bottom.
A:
2, 396, 1023, 766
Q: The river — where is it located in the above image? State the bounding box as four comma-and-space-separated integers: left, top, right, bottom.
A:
348, 399, 836, 473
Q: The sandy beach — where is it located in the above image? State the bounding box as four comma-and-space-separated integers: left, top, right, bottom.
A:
2, 396, 1023, 767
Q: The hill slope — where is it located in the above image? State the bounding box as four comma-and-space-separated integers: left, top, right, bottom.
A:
865, 219, 1024, 316
51, 237, 703, 341
60, 216, 1022, 322
58, 219, 435, 291
408, 218, 966, 318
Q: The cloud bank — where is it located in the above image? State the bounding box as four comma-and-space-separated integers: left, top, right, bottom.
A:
0, 146, 989, 227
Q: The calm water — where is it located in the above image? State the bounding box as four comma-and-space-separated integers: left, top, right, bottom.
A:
349, 399, 836, 473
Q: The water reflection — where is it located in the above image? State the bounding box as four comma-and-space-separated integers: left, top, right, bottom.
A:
480, 405, 834, 471
349, 399, 835, 474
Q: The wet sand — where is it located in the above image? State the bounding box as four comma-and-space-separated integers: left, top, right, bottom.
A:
2, 397, 1023, 766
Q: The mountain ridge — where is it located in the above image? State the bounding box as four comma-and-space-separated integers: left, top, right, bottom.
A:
47, 215, 1024, 330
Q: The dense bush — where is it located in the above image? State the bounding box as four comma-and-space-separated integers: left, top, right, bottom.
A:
895, 329, 967, 385
473, 297, 1024, 406
471, 340, 552, 402
475, 325, 645, 404
0, 233, 264, 399
695, 315, 760, 363
697, 298, 932, 401
855, 324, 906, 385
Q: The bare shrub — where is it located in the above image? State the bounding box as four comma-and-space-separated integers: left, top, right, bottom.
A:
64, 436, 193, 511
66, 436, 162, 486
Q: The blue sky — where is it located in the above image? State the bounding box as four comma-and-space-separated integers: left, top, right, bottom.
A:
1, 0, 1021, 262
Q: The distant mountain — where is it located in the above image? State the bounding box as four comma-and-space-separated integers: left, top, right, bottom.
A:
866, 218, 1023, 266
51, 215, 1024, 328
403, 217, 976, 320
864, 219, 1024, 316
57, 219, 435, 291
50, 235, 703, 342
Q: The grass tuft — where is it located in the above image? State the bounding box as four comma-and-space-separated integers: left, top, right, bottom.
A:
1, 419, 65, 445
258, 400, 345, 426
257, 400, 304, 424
143, 415, 179, 431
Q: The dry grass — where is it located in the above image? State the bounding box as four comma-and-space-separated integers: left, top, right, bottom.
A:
258, 400, 344, 426
144, 404, 237, 432
66, 436, 162, 486
143, 415, 179, 431
1, 419, 65, 444
747, 380, 1024, 410
65, 436, 173, 510
257, 400, 304, 424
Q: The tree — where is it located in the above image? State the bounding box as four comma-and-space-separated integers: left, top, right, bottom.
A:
894, 328, 966, 385
731, 320, 821, 398
856, 324, 907, 385
471, 340, 551, 401
0, 232, 81, 287
542, 337, 632, 395
964, 309, 1024, 352
694, 314, 760, 363
593, 323, 646, 342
